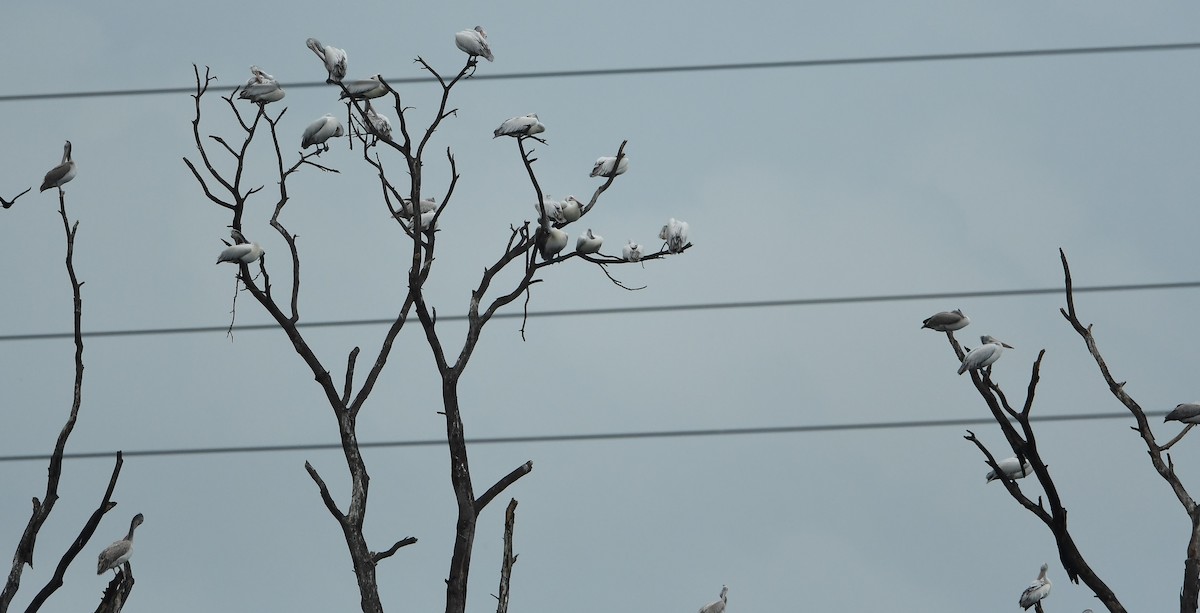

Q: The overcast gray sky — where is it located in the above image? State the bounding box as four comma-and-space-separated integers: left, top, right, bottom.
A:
3, 2, 1200, 611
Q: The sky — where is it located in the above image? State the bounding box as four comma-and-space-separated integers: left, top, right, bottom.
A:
1, 2, 1199, 611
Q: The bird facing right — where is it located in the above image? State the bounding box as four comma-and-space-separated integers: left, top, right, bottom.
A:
96, 513, 144, 575
699, 585, 728, 613
1018, 563, 1051, 610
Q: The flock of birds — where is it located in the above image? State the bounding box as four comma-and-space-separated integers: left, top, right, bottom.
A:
923, 305, 1200, 608
212, 29, 690, 267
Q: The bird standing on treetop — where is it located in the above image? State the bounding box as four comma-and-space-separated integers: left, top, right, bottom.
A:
306, 37, 348, 83
922, 309, 970, 332
302, 114, 344, 151
455, 26, 494, 62
40, 141, 77, 193
699, 585, 728, 613
96, 514, 144, 575
576, 229, 603, 254
957, 335, 1013, 375
1018, 563, 1051, 610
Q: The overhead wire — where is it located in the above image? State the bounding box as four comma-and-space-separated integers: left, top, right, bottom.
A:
1, 279, 1197, 342
0, 41, 1196, 103
0, 409, 1169, 463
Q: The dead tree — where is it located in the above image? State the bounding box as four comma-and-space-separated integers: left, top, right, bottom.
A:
184, 48, 688, 613
938, 250, 1200, 613
0, 191, 132, 613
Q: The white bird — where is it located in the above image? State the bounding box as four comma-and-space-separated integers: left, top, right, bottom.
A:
399, 196, 437, 219
538, 227, 568, 260
559, 196, 583, 223
239, 81, 285, 104
699, 585, 728, 613
590, 155, 629, 178
366, 105, 392, 141
302, 114, 344, 151
576, 229, 603, 254
306, 37, 348, 83
1018, 563, 1051, 610
217, 242, 264, 265
402, 210, 437, 233
455, 26, 494, 62
957, 335, 1013, 375
622, 240, 643, 263
537, 195, 564, 223
659, 218, 689, 253
986, 457, 1033, 482
339, 74, 388, 100
494, 114, 544, 138
96, 513, 143, 575
1165, 403, 1200, 424
40, 140, 77, 193
922, 309, 970, 332
245, 65, 275, 85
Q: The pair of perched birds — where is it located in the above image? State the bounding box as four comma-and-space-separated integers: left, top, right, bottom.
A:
921, 309, 1013, 375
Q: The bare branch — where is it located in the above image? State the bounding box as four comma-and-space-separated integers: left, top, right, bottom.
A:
494, 499, 519, 613
371, 537, 418, 564
304, 461, 345, 522
475, 462, 533, 514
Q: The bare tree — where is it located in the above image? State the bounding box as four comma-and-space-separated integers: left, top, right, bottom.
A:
936, 250, 1200, 613
184, 45, 688, 613
0, 191, 133, 613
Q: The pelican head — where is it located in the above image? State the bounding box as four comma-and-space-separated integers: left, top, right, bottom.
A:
981, 335, 1013, 349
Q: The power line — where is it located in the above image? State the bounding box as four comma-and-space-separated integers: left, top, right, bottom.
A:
0, 410, 1168, 463
1, 280, 1197, 343
2, 41, 1197, 103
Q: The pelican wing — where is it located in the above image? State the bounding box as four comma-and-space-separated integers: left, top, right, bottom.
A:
96, 539, 132, 574
1166, 403, 1200, 423
40, 162, 75, 192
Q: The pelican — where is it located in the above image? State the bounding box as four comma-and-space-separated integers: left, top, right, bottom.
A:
590, 155, 629, 178
537, 195, 564, 223
622, 240, 643, 263
957, 335, 1013, 375
922, 309, 970, 332
40, 141, 77, 193
1165, 403, 1200, 424
1018, 563, 1051, 610
493, 114, 544, 138
366, 105, 392, 142
239, 68, 285, 104
96, 513, 143, 576
559, 196, 583, 223
576, 229, 603, 254
339, 74, 388, 100
538, 227, 568, 260
699, 585, 728, 613
986, 457, 1033, 482
302, 114, 344, 151
659, 218, 689, 253
217, 242, 264, 265
400, 196, 436, 218
455, 26, 494, 62
306, 37, 348, 83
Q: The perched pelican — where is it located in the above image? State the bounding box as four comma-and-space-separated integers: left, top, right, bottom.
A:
455, 26, 494, 62
1018, 563, 1051, 610
1165, 403, 1200, 424
659, 218, 689, 253
538, 227, 568, 260
306, 37, 348, 83
366, 105, 392, 141
986, 457, 1033, 482
559, 196, 583, 223
493, 114, 544, 138
699, 585, 728, 613
217, 242, 264, 265
957, 335, 1013, 375
576, 229, 603, 254
399, 196, 436, 219
922, 309, 970, 332
590, 155, 629, 178
302, 114, 344, 151
40, 141, 77, 193
403, 210, 437, 232
239, 68, 285, 104
339, 74, 388, 100
622, 240, 643, 263
537, 195, 563, 223
96, 513, 143, 575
